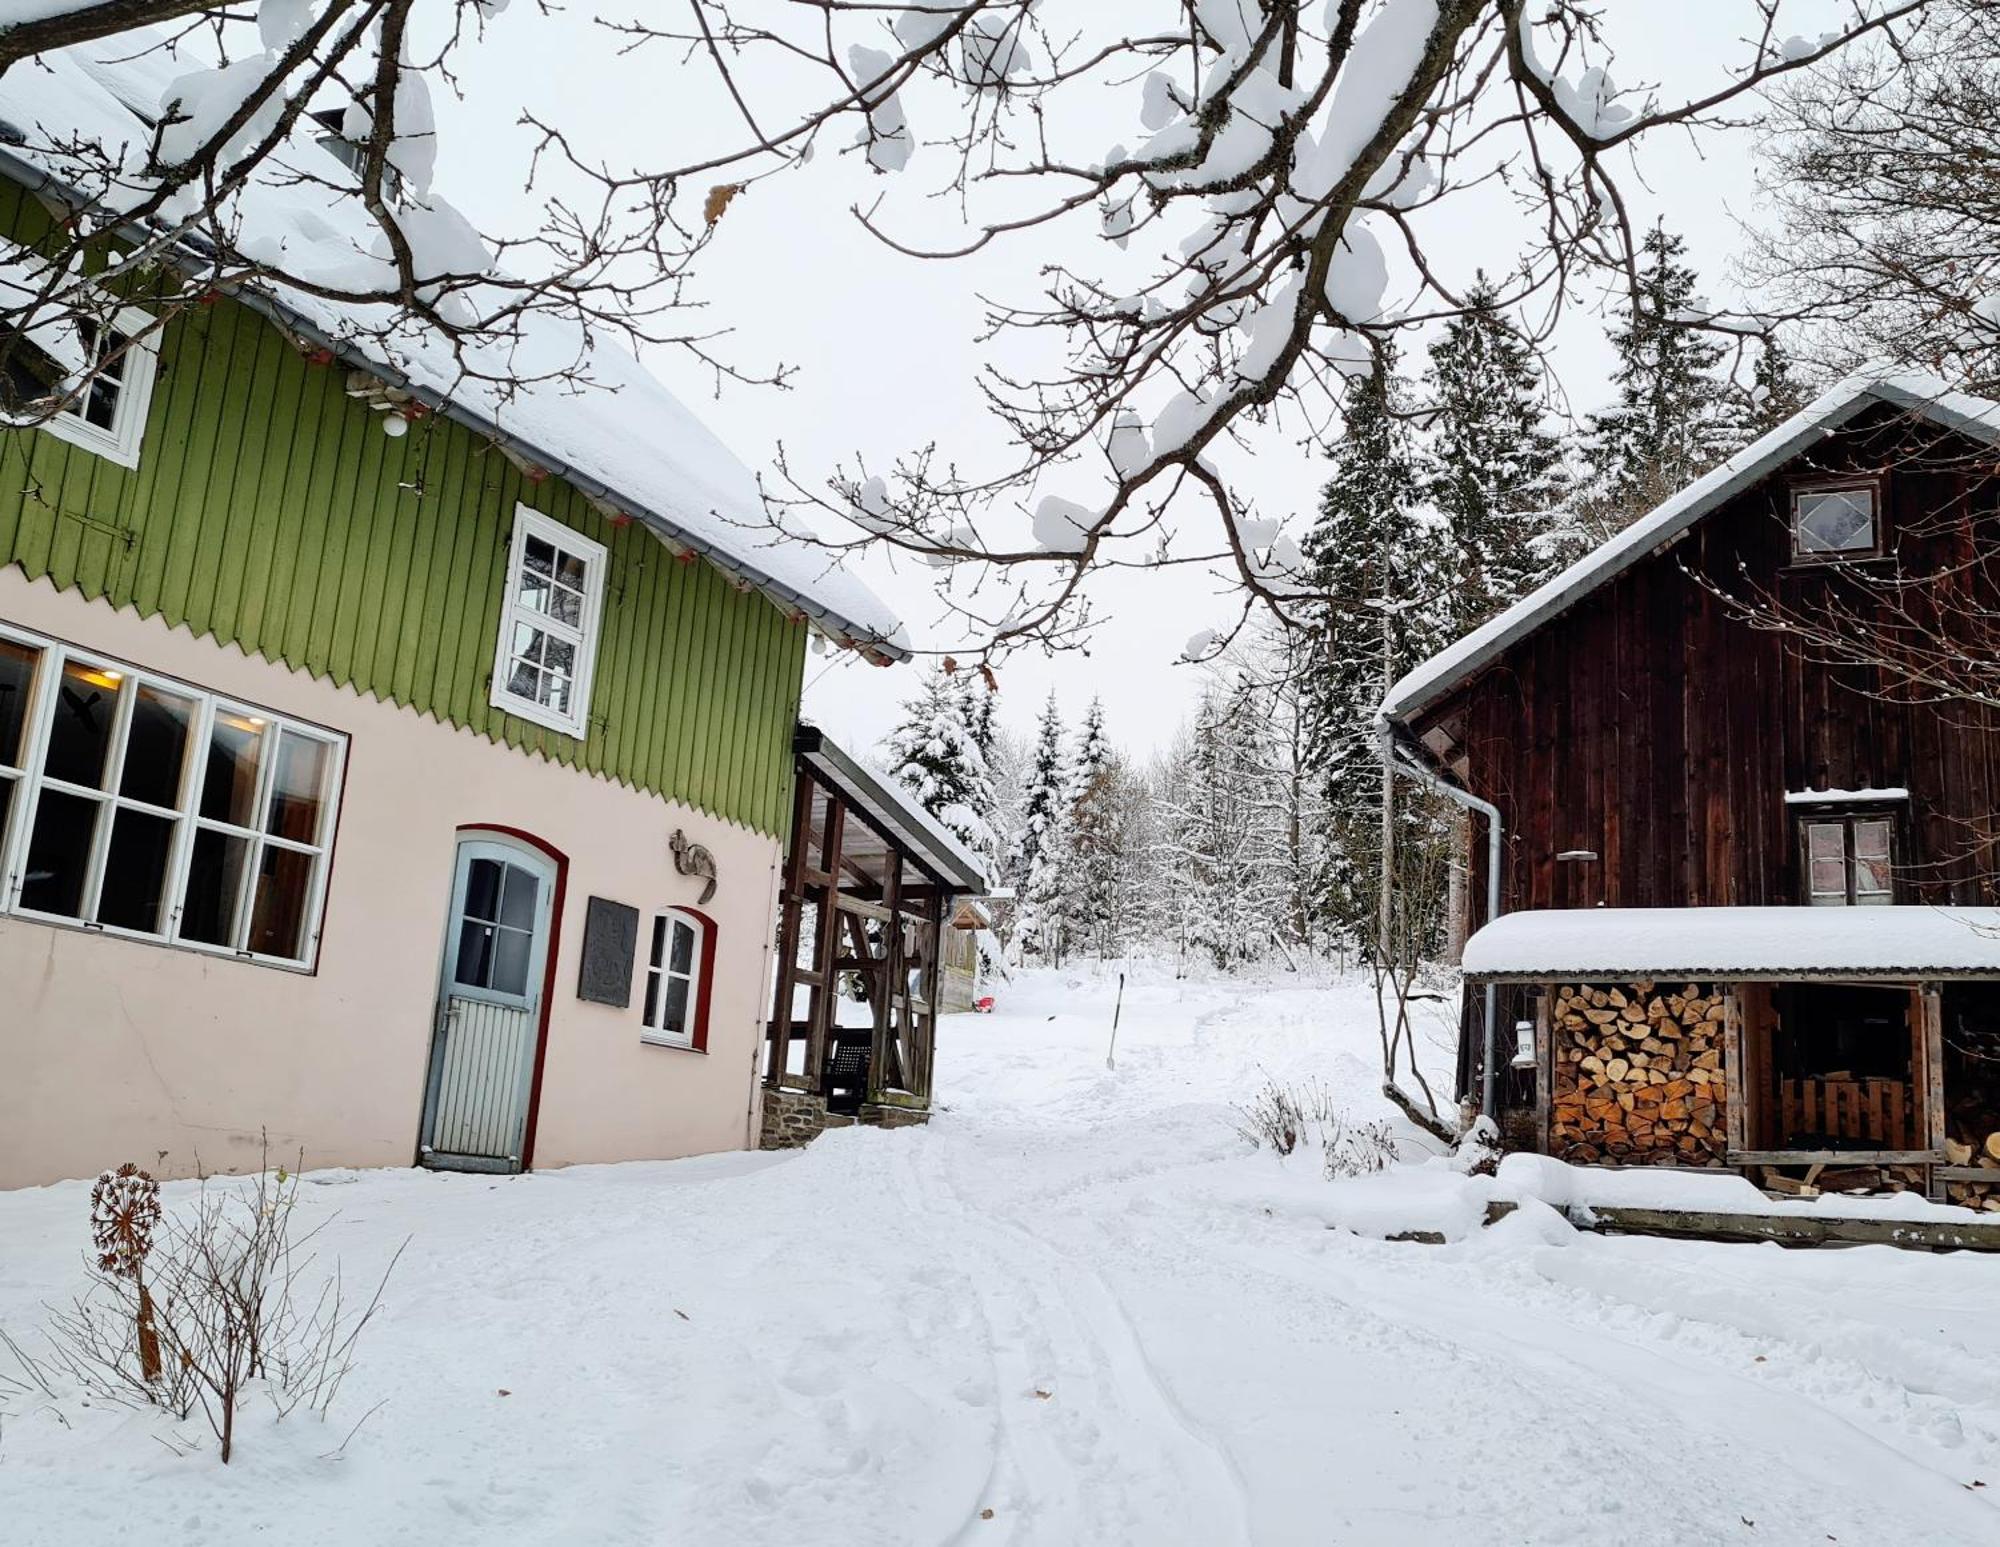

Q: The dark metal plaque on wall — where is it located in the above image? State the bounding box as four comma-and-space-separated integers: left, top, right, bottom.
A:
578, 896, 640, 1007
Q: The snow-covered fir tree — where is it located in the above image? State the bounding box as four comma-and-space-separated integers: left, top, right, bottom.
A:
1747, 333, 1808, 436
966, 678, 998, 766
1156, 676, 1286, 969
1300, 345, 1450, 939
882, 664, 996, 862
1420, 273, 1570, 630
1065, 697, 1119, 958
1581, 224, 1740, 532
1011, 693, 1073, 963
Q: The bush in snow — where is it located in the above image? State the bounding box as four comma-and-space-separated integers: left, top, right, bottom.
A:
1235, 1077, 1398, 1180
9, 1151, 400, 1464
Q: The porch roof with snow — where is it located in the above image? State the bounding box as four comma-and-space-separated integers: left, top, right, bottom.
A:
1380, 372, 2000, 725
794, 724, 988, 895
0, 33, 906, 660
1462, 906, 2000, 983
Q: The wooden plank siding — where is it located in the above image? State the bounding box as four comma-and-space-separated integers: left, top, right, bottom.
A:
0, 179, 805, 837
1418, 406, 2000, 917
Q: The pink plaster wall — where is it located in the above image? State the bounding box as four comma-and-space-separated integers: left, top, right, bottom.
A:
0, 569, 783, 1189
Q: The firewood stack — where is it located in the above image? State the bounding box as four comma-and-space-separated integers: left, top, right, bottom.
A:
1944, 1130, 2000, 1213
1548, 982, 1728, 1166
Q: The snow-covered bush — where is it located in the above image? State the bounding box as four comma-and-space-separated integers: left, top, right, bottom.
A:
1235, 1077, 1399, 1179
9, 1154, 399, 1464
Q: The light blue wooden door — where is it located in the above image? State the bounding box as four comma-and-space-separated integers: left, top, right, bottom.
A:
418, 836, 556, 1173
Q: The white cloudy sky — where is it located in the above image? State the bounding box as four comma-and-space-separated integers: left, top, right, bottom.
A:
425, 1, 1861, 759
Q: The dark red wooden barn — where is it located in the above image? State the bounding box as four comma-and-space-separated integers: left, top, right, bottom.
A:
1383, 374, 2000, 1207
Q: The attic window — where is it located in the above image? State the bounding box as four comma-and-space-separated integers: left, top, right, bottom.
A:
3, 303, 159, 469
309, 106, 366, 179
489, 505, 607, 739
1791, 482, 1880, 560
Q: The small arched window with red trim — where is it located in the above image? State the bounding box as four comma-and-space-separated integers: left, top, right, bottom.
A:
641, 907, 713, 1050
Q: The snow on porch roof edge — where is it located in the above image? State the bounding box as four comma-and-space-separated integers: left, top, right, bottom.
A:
1461, 906, 2000, 982
793, 723, 988, 894
1379, 372, 2000, 728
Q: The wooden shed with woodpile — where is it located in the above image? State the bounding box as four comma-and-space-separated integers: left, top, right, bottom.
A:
1380, 372, 2000, 1209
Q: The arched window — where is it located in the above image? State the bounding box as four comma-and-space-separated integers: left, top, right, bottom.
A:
641, 907, 711, 1050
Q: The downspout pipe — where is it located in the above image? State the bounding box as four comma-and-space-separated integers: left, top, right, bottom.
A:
1373, 717, 1504, 1121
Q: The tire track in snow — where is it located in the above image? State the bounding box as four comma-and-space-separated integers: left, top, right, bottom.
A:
906, 1129, 1253, 1547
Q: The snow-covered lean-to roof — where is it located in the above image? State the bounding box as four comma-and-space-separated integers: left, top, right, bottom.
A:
1463, 906, 2000, 982
794, 724, 988, 895
0, 34, 906, 660
1380, 371, 2000, 724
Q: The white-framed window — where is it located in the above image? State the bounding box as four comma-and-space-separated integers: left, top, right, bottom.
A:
4, 300, 161, 469
0, 620, 346, 969
641, 908, 705, 1049
488, 505, 607, 739
1802, 814, 1894, 906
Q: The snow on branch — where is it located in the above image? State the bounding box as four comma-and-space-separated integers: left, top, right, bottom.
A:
0, 0, 1940, 656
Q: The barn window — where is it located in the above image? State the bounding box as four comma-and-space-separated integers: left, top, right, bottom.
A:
489, 505, 606, 739
641, 908, 709, 1050
1791, 482, 1880, 560
1801, 814, 1894, 906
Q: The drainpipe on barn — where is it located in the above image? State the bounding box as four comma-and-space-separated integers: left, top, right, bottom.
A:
1374, 718, 1505, 1123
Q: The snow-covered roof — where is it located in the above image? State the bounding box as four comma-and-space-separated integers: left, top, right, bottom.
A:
0, 34, 906, 659
1381, 372, 2000, 724
794, 724, 988, 894
1462, 906, 2000, 981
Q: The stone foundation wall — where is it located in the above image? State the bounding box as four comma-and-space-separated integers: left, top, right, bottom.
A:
758, 1087, 930, 1149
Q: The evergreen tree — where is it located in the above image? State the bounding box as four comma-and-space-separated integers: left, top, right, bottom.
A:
1748, 332, 1807, 435
966, 678, 998, 764
1420, 273, 1569, 629
1011, 692, 1072, 962
1299, 344, 1449, 940
1582, 224, 1740, 528
883, 664, 995, 861
1066, 697, 1119, 957
1156, 677, 1285, 969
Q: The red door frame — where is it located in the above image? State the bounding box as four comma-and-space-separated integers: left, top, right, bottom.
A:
448, 823, 569, 1173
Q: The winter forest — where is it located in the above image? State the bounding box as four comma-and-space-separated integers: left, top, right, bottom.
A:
883, 227, 1802, 977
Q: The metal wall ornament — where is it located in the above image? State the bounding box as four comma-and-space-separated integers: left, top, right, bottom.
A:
669, 828, 719, 904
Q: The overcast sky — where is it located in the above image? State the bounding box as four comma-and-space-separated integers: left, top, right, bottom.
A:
426, 2, 1861, 761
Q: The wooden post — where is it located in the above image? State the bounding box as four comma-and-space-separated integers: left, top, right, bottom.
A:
765, 771, 815, 1087
804, 795, 845, 1094
1535, 988, 1553, 1156
870, 850, 901, 1100
1723, 986, 1748, 1157
917, 887, 945, 1102
1920, 980, 1945, 1151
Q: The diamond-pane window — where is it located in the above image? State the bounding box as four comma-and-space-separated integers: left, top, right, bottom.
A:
1792, 485, 1879, 558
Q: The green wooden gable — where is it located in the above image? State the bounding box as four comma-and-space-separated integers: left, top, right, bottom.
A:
0, 179, 806, 838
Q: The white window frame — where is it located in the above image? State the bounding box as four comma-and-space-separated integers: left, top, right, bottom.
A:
28, 300, 161, 470
0, 619, 347, 971
640, 907, 705, 1049
488, 505, 607, 740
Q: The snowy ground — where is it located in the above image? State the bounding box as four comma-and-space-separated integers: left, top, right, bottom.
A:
3, 962, 1998, 1546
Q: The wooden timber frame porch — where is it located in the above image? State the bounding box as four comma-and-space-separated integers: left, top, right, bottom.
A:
762, 726, 986, 1147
